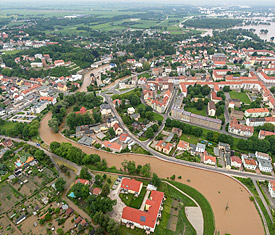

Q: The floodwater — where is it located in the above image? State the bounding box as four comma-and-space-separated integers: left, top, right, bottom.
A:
190, 16, 275, 40
39, 112, 265, 235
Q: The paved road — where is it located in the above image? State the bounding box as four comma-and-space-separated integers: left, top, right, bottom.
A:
0, 135, 82, 175
101, 95, 275, 182
253, 179, 273, 221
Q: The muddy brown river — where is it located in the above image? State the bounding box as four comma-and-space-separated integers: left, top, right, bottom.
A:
40, 112, 264, 235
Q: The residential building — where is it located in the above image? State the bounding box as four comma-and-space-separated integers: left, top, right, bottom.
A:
230, 110, 244, 120
268, 180, 275, 198
100, 104, 112, 116
155, 140, 173, 154
207, 100, 216, 116
203, 151, 216, 165
258, 130, 275, 139
77, 136, 95, 146
255, 151, 271, 161
171, 127, 182, 137
257, 158, 273, 173
171, 108, 222, 130
113, 123, 123, 135
120, 178, 143, 195
127, 107, 135, 115
121, 190, 164, 233
75, 179, 90, 185
31, 101, 48, 114
177, 140, 189, 151
242, 154, 257, 170
244, 108, 269, 118
75, 107, 87, 115
231, 156, 242, 168
196, 143, 206, 153
102, 141, 122, 152
228, 118, 254, 137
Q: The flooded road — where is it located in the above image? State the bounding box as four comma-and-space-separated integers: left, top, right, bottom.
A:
39, 112, 264, 235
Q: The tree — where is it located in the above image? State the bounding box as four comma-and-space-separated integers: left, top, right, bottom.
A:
152, 124, 159, 132
101, 183, 110, 197
44, 213, 51, 221
127, 160, 136, 174
80, 167, 91, 180
271, 86, 275, 94
108, 128, 116, 138
55, 178, 66, 193
152, 173, 161, 187
95, 227, 105, 235
57, 228, 64, 235
141, 163, 151, 177
145, 128, 154, 138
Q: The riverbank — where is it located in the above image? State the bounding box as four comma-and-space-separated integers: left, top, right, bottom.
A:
39, 112, 265, 235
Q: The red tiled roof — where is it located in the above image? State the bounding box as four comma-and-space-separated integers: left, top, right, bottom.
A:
245, 108, 269, 113
75, 179, 89, 185
121, 178, 142, 193
102, 141, 122, 151
177, 140, 189, 149
122, 190, 164, 229
75, 107, 87, 114
231, 156, 242, 164
120, 133, 129, 142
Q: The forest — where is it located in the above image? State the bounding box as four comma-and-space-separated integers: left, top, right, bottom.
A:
184, 17, 242, 29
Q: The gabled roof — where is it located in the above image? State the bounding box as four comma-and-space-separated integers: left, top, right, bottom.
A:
121, 178, 142, 193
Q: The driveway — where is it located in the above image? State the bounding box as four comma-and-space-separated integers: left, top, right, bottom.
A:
108, 178, 126, 222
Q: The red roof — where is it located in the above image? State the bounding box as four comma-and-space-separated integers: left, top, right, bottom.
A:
92, 187, 101, 195
177, 140, 189, 149
231, 156, 242, 164
75, 179, 89, 185
75, 107, 87, 114
102, 141, 122, 151
121, 178, 142, 193
119, 133, 129, 142
40, 96, 54, 102
259, 130, 275, 137
245, 108, 269, 113
122, 190, 164, 229
244, 159, 257, 166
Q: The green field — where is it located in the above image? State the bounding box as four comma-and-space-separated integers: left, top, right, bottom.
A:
229, 91, 251, 104
185, 107, 207, 116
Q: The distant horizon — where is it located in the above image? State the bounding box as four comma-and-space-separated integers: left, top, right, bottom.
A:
0, 0, 275, 7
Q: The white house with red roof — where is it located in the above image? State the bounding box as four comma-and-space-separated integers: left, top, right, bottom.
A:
120, 178, 143, 195
203, 151, 216, 166
211, 91, 222, 104
258, 130, 275, 139
231, 156, 242, 168
241, 154, 257, 170
121, 189, 164, 233
268, 180, 275, 198
244, 108, 269, 118
119, 133, 130, 143
177, 140, 189, 151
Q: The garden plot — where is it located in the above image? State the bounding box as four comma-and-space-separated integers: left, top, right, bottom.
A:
0, 215, 19, 235
0, 183, 23, 213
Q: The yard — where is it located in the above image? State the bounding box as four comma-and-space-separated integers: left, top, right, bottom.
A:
179, 133, 201, 145
185, 106, 207, 116
119, 187, 146, 209
229, 91, 251, 104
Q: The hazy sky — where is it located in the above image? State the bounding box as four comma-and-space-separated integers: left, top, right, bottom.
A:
0, 0, 275, 7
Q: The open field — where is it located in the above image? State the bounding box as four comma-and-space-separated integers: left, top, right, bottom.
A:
185, 106, 207, 116
229, 91, 251, 104
40, 112, 265, 234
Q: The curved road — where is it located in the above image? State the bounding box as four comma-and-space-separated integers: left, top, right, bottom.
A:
39, 112, 265, 235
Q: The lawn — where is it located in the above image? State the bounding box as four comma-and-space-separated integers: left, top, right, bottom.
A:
167, 181, 215, 235
229, 91, 251, 104
236, 177, 273, 234
185, 106, 207, 116
152, 112, 164, 122
119, 187, 146, 209
0, 121, 17, 132
138, 136, 148, 141
179, 133, 201, 145
131, 146, 151, 155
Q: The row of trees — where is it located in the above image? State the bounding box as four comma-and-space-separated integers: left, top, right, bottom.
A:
121, 160, 151, 177
0, 119, 39, 140
50, 142, 106, 169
